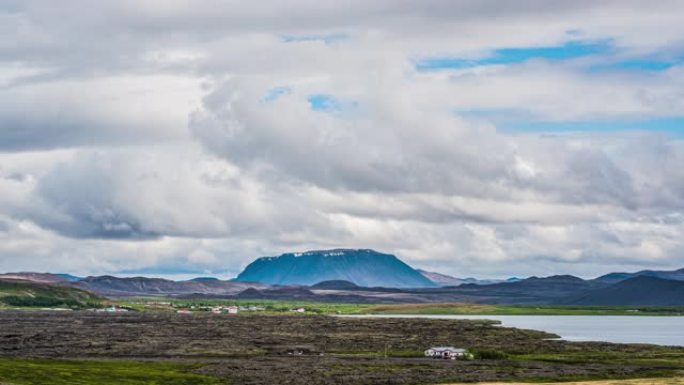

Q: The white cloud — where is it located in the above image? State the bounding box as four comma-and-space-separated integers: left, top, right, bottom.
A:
0, 74, 202, 151
1, 1, 684, 278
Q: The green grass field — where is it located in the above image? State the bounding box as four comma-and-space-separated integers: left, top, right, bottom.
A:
512, 350, 684, 368
0, 358, 221, 385
118, 297, 371, 314
118, 299, 684, 316
360, 303, 684, 316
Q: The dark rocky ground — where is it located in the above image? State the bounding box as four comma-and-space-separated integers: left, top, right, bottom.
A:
197, 356, 656, 385
0, 311, 682, 384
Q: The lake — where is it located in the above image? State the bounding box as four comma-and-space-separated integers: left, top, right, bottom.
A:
341, 314, 684, 346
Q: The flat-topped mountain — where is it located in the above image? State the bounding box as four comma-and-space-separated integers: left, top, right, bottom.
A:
234, 249, 437, 288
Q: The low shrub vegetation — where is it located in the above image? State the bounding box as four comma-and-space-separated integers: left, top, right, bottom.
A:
471, 349, 509, 360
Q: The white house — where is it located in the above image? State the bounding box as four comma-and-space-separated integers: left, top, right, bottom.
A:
103, 306, 128, 313
226, 306, 239, 314
424, 347, 467, 360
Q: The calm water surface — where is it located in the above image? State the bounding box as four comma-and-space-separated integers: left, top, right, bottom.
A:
342, 314, 684, 346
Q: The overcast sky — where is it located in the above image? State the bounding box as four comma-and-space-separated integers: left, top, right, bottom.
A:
1, 1, 684, 279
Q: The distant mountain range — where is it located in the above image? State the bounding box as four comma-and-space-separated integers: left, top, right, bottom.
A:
1, 248, 683, 305
234, 249, 436, 288
0, 273, 266, 297
74, 275, 266, 296
416, 269, 517, 287
445, 274, 607, 304
0, 272, 74, 284
567, 276, 684, 306
594, 268, 684, 284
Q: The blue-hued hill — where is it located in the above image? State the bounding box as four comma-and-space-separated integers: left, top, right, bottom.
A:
594, 267, 684, 284
234, 249, 437, 288
566, 276, 684, 305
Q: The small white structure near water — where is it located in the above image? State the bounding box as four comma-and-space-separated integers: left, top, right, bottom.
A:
424, 347, 467, 360
98, 306, 128, 313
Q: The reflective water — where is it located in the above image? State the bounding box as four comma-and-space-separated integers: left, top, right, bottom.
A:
342, 314, 684, 346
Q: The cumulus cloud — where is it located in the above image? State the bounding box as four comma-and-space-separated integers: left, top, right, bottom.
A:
0, 74, 201, 151
1, 1, 684, 278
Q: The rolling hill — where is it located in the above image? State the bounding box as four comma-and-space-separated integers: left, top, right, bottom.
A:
0, 278, 102, 308
416, 269, 510, 287
566, 276, 684, 305
0, 272, 74, 284
311, 280, 360, 290
422, 275, 607, 304
73, 275, 266, 297
594, 267, 684, 284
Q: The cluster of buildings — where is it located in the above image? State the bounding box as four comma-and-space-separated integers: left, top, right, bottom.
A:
175, 305, 268, 315
212, 306, 239, 314
106, 300, 309, 315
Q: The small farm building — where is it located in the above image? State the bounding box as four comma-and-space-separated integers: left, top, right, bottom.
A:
424, 347, 467, 360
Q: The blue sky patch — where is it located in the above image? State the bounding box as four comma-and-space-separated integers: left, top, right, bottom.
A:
308, 94, 357, 112
588, 57, 682, 72
457, 109, 684, 136
261, 86, 291, 102
502, 117, 684, 136
416, 40, 613, 70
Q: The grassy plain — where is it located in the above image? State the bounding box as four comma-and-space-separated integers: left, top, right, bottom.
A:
361, 303, 684, 316
0, 358, 220, 385
116, 299, 684, 316
117, 297, 370, 313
